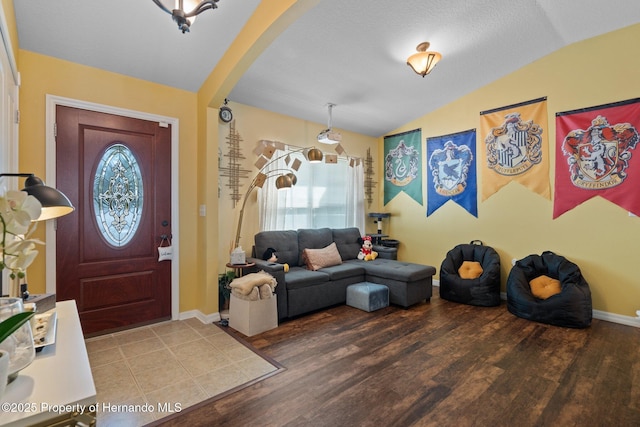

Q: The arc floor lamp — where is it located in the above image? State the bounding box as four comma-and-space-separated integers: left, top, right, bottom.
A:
233, 144, 323, 251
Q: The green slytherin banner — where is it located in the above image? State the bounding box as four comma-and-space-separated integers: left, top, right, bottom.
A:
384, 128, 423, 205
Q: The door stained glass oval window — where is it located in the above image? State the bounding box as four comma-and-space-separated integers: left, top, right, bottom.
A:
94, 143, 143, 247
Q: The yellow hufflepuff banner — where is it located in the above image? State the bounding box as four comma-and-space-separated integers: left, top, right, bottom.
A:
479, 97, 550, 200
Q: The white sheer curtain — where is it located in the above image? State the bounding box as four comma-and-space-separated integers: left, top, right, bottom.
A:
347, 160, 365, 233
258, 150, 365, 233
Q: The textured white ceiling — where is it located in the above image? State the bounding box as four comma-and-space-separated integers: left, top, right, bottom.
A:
13, 0, 640, 137
14, 0, 261, 92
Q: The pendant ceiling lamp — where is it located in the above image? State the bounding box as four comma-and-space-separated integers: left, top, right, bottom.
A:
152, 0, 219, 33
407, 42, 442, 77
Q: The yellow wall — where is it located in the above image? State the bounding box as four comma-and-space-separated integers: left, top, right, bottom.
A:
8, 1, 640, 319
217, 101, 379, 273
17, 51, 202, 312
195, 0, 323, 315
383, 23, 640, 317
12, 1, 326, 317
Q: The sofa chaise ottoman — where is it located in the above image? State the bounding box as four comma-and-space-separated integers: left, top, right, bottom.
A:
247, 227, 436, 320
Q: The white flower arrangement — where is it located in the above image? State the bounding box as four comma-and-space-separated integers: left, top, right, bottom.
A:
0, 190, 43, 279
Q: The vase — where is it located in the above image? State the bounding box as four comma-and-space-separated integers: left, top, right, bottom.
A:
0, 298, 35, 383
0, 349, 8, 397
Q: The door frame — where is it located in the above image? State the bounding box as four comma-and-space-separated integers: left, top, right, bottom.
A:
45, 95, 180, 320
0, 5, 20, 295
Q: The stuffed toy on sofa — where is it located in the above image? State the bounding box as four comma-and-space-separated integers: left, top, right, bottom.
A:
262, 247, 290, 272
358, 236, 378, 261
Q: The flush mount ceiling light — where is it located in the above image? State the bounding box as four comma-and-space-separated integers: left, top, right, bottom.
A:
407, 42, 442, 77
317, 103, 342, 144
152, 0, 219, 33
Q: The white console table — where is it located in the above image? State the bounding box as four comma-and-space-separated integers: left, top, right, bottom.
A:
1, 300, 97, 426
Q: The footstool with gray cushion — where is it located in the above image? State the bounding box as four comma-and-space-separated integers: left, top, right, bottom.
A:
346, 282, 389, 312
348, 258, 436, 308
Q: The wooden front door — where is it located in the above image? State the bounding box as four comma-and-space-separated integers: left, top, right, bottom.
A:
55, 105, 172, 336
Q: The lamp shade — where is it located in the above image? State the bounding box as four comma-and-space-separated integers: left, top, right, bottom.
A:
407, 42, 442, 77
22, 175, 75, 221
286, 172, 298, 186
307, 148, 324, 163
275, 175, 293, 189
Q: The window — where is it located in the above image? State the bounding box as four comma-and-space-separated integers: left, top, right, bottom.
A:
93, 143, 143, 247
259, 150, 364, 232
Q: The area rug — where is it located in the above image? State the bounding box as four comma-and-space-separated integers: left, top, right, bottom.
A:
85, 318, 284, 427
149, 322, 284, 425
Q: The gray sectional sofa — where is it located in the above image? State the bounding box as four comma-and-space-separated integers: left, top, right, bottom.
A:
247, 227, 436, 321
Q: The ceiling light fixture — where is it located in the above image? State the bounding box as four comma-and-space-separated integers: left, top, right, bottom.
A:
152, 0, 219, 33
407, 42, 442, 77
317, 103, 342, 144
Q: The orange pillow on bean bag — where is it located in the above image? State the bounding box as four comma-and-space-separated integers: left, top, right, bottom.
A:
529, 275, 562, 299
458, 261, 483, 279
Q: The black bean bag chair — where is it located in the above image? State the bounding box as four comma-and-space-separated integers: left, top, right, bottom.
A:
507, 251, 592, 328
439, 241, 501, 307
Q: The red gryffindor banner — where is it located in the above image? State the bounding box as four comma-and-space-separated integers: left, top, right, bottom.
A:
479, 97, 550, 201
554, 97, 640, 218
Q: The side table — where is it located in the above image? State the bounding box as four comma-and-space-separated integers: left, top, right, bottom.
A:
226, 262, 256, 278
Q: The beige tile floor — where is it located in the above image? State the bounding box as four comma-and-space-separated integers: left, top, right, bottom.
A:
85, 318, 278, 426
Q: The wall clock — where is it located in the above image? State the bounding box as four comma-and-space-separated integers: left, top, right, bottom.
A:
219, 105, 233, 123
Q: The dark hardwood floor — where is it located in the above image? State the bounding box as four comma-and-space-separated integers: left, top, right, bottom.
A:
154, 289, 640, 427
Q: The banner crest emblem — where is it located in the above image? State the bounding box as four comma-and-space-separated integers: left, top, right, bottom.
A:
561, 115, 638, 190
429, 140, 473, 196
385, 140, 420, 186
485, 112, 543, 176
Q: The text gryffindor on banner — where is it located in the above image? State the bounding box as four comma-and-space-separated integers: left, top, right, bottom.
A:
554, 98, 640, 218
479, 97, 550, 201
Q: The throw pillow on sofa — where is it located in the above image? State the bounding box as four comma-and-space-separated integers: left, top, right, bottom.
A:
302, 242, 343, 271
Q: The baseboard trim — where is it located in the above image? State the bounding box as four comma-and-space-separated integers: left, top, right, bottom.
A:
592, 309, 640, 328
178, 309, 221, 324
434, 280, 640, 328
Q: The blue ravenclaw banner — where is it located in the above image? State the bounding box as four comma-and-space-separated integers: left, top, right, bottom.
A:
384, 129, 423, 205
427, 129, 477, 217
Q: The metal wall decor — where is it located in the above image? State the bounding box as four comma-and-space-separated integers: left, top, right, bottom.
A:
219, 120, 250, 207
364, 147, 377, 207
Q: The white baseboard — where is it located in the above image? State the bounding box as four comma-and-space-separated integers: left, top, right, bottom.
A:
178, 309, 220, 324
434, 281, 639, 328
592, 309, 640, 328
